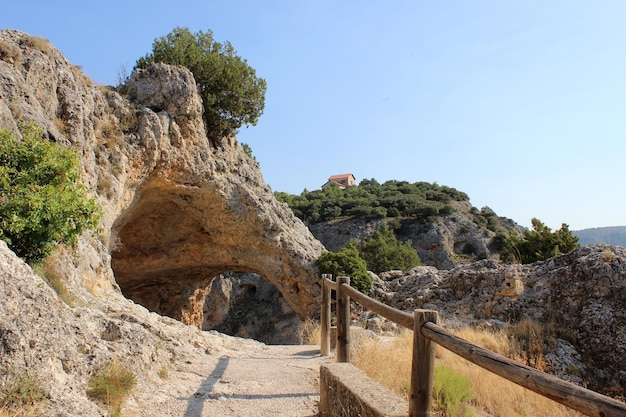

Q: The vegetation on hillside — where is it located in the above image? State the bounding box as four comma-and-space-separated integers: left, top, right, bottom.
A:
317, 226, 422, 292
0, 124, 101, 262
135, 27, 267, 140
275, 179, 469, 224
500, 218, 579, 264
357, 227, 422, 273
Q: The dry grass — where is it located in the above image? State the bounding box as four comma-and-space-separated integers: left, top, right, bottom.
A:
86, 360, 136, 417
351, 324, 585, 417
18, 36, 51, 55
300, 318, 322, 344
0, 369, 48, 417
0, 40, 22, 65
31, 258, 76, 307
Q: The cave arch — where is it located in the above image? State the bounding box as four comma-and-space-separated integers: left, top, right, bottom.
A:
110, 180, 321, 328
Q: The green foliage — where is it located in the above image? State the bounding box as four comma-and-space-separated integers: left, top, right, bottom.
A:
275, 178, 468, 224
0, 124, 101, 262
358, 227, 422, 274
0, 369, 48, 410
433, 365, 474, 417
136, 27, 267, 140
241, 142, 256, 162
317, 246, 372, 293
500, 218, 579, 264
87, 360, 136, 417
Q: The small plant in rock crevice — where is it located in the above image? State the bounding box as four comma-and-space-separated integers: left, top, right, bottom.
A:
86, 360, 136, 417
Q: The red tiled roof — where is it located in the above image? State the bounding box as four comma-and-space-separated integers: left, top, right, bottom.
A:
328, 173, 355, 181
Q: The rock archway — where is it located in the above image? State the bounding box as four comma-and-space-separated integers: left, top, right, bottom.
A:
111, 177, 324, 329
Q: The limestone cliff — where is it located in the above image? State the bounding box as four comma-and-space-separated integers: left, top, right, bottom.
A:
0, 29, 325, 326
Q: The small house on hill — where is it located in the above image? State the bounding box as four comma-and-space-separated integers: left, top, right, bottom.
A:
322, 173, 356, 190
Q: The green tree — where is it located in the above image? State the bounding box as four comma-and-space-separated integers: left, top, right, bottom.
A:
0, 124, 101, 262
317, 246, 372, 293
136, 27, 267, 140
500, 218, 579, 264
358, 227, 422, 273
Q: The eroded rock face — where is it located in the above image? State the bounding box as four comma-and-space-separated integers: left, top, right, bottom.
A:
0, 29, 325, 329
309, 201, 523, 270
368, 245, 626, 394
202, 272, 301, 344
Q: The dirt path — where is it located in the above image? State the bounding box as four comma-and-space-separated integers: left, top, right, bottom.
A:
126, 344, 331, 417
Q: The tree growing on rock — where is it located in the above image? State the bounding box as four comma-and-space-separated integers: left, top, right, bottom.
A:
0, 124, 101, 262
317, 246, 372, 293
500, 218, 579, 264
135, 27, 267, 141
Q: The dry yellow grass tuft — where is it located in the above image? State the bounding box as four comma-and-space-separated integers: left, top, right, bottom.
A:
351, 324, 584, 417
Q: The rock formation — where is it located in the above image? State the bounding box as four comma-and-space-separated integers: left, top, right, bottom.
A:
366, 244, 626, 395
309, 201, 523, 269
0, 29, 325, 329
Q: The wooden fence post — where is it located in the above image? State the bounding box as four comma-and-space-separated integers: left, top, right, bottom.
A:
320, 274, 331, 356
409, 309, 438, 417
336, 276, 351, 363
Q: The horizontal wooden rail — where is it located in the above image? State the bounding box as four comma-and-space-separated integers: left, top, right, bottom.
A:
322, 277, 338, 291
422, 322, 626, 417
321, 275, 626, 417
340, 283, 414, 329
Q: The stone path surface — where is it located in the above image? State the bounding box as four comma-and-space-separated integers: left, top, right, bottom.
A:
126, 344, 330, 417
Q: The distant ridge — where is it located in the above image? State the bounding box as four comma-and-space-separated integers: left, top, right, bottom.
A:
573, 226, 626, 247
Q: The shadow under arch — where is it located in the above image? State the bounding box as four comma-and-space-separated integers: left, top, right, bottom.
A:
110, 180, 320, 329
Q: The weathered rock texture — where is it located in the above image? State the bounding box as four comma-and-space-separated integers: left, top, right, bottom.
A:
202, 272, 301, 344
309, 201, 523, 270
366, 245, 626, 395
0, 29, 325, 326
0, 29, 325, 415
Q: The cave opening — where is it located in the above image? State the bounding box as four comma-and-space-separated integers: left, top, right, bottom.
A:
109, 183, 308, 345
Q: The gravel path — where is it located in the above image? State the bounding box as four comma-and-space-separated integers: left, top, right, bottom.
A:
126, 344, 330, 417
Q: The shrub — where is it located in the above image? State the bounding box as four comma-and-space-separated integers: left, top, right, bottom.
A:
500, 218, 579, 264
433, 365, 474, 417
136, 27, 266, 140
317, 245, 372, 293
358, 227, 421, 274
87, 360, 136, 417
0, 123, 101, 262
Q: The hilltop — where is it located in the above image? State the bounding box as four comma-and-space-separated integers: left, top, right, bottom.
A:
277, 179, 523, 269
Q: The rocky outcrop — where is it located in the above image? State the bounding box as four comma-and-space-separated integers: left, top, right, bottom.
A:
0, 29, 325, 328
203, 272, 301, 344
309, 201, 523, 269
0, 240, 259, 415
367, 245, 626, 395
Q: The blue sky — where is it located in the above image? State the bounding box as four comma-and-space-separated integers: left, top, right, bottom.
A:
3, 1, 625, 230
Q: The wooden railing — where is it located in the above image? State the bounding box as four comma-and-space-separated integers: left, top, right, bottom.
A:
320, 274, 626, 417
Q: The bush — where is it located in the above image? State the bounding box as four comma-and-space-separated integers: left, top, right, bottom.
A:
358, 227, 421, 274
500, 218, 579, 264
136, 27, 266, 140
317, 246, 372, 293
0, 124, 101, 262
433, 365, 474, 417
87, 360, 136, 417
